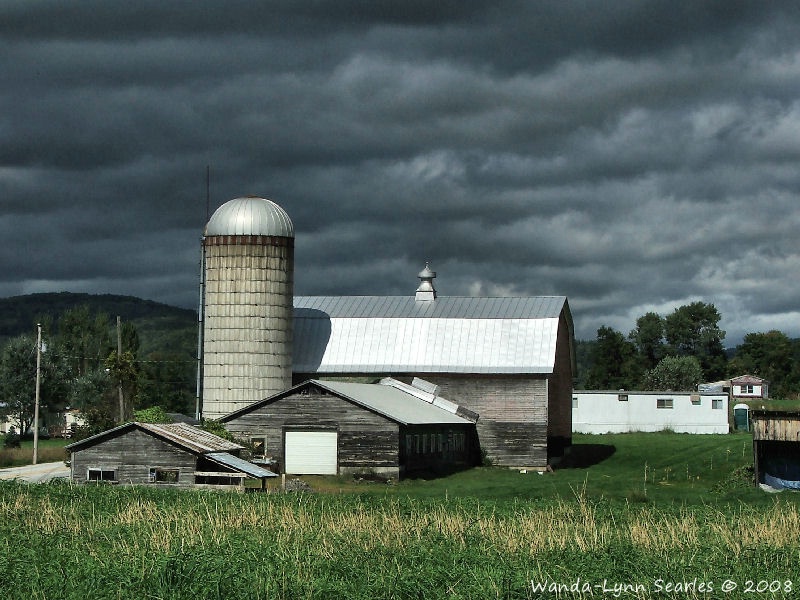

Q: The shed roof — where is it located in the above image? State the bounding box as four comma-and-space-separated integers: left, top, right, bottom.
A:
221, 379, 474, 426
292, 296, 571, 374
66, 422, 243, 454
205, 452, 277, 478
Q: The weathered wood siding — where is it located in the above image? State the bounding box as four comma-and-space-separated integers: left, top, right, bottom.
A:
70, 429, 197, 486
224, 386, 400, 476
404, 374, 549, 467
547, 312, 573, 459
400, 424, 477, 474
752, 412, 800, 442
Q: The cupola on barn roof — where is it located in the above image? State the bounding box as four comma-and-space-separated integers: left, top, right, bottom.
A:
204, 196, 294, 237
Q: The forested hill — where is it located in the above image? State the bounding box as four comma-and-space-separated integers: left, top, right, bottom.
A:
0, 292, 197, 357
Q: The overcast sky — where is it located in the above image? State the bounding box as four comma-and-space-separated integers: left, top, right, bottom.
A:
2, 1, 799, 344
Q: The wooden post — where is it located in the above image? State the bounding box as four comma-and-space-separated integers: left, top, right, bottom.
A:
33, 323, 42, 465
117, 316, 125, 423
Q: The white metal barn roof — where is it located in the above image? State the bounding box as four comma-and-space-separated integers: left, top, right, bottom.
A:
204, 196, 294, 237
292, 296, 569, 374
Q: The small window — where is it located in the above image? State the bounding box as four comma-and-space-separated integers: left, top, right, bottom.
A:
572, 397, 578, 409
712, 398, 723, 410
405, 434, 413, 454
87, 468, 116, 482
691, 395, 701, 406
618, 394, 628, 402
149, 467, 179, 484
657, 398, 674, 409
742, 384, 754, 395
250, 437, 266, 458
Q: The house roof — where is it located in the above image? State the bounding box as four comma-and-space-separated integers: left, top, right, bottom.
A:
220, 379, 475, 426
292, 295, 571, 374
731, 374, 768, 384
66, 422, 243, 454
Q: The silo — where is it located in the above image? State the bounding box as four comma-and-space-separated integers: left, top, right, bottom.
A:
200, 196, 294, 420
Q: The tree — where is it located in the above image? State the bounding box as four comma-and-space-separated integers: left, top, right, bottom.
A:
0, 333, 69, 435
585, 326, 641, 390
106, 350, 138, 423
57, 305, 113, 377
729, 331, 797, 398
664, 302, 727, 380
629, 312, 665, 371
68, 368, 117, 436
642, 355, 703, 391
133, 406, 173, 424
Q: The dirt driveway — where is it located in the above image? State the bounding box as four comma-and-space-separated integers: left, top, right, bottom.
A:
0, 462, 70, 483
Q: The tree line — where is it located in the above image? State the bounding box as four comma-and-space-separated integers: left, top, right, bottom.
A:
0, 305, 196, 436
582, 301, 800, 397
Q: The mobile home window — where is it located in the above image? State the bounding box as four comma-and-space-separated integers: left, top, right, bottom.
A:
656, 398, 674, 409
691, 395, 701, 406
87, 468, 116, 482
618, 394, 628, 402
149, 467, 179, 484
712, 398, 723, 410
572, 397, 578, 408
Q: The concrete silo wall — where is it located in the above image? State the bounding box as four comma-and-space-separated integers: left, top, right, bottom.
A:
202, 235, 294, 419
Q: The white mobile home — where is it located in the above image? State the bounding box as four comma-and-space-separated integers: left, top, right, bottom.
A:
572, 391, 729, 434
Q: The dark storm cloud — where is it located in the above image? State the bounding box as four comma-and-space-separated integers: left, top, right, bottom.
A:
2, 1, 800, 345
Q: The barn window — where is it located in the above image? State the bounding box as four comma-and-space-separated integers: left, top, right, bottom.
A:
149, 467, 179, 484
405, 434, 413, 454
656, 398, 674, 409
712, 398, 723, 410
250, 437, 266, 458
415, 435, 421, 454
87, 468, 116, 482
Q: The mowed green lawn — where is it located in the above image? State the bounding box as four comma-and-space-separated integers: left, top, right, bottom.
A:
287, 431, 763, 505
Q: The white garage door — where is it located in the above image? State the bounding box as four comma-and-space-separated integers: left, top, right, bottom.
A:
284, 431, 338, 475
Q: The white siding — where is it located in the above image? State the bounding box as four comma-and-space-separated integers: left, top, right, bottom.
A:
572, 392, 729, 434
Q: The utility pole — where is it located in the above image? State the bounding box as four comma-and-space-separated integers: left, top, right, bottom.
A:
33, 323, 42, 465
117, 316, 125, 423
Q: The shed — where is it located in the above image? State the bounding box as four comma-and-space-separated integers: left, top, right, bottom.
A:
220, 378, 478, 479
65, 422, 276, 490
751, 410, 800, 489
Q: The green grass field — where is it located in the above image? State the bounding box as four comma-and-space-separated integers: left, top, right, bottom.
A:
0, 432, 798, 599
0, 437, 68, 468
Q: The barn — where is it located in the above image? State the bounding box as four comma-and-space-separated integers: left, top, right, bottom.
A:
200, 197, 576, 470
65, 422, 276, 490
221, 378, 478, 479
751, 410, 800, 489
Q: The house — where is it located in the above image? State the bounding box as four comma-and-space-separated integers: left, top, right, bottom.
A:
220, 378, 478, 479
572, 391, 730, 434
751, 410, 800, 489
65, 422, 276, 490
730, 374, 769, 401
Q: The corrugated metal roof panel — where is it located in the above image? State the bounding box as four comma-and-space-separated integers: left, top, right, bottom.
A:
205, 452, 278, 478
138, 422, 243, 454
292, 296, 565, 374
315, 380, 473, 425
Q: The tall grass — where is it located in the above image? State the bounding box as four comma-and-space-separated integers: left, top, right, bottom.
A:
1, 482, 798, 599
0, 443, 67, 468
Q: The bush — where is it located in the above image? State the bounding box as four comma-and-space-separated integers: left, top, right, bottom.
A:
3, 432, 21, 449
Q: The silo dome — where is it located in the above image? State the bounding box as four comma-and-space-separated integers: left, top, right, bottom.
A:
205, 196, 294, 238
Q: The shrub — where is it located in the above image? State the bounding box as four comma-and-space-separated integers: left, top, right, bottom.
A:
3, 433, 21, 449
